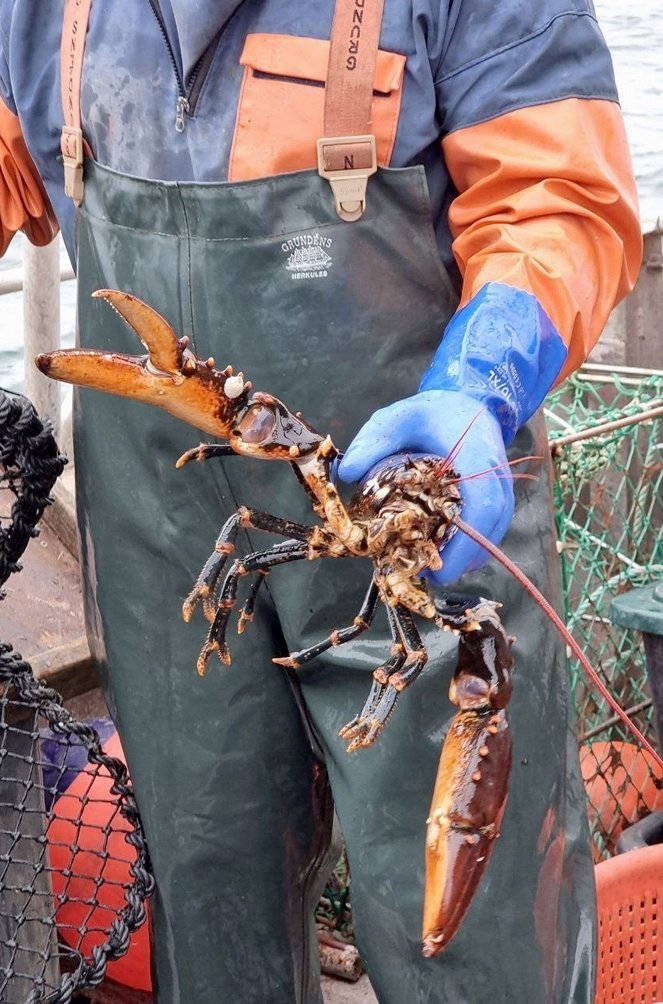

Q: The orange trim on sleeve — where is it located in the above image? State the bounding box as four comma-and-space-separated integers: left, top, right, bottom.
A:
442, 98, 642, 381
0, 101, 59, 256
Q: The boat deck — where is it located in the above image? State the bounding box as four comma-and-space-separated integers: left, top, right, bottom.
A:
3, 519, 83, 663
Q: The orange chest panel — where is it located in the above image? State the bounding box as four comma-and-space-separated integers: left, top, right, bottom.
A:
229, 34, 406, 182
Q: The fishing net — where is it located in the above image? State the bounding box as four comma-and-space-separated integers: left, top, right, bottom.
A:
0, 389, 153, 1003
546, 366, 663, 859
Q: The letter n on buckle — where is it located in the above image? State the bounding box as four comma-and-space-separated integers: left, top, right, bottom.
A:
317, 135, 377, 222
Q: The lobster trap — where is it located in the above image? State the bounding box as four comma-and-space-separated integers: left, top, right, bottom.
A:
546, 364, 663, 859
0, 389, 153, 1003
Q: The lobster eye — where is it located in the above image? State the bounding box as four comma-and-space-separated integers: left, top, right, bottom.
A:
237, 404, 276, 444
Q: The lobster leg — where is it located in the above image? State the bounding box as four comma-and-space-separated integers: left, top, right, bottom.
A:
344, 606, 428, 749
387, 605, 428, 691
177, 443, 237, 467
183, 506, 313, 623
345, 682, 401, 751
272, 579, 380, 669
338, 603, 406, 749
422, 601, 514, 957
197, 540, 308, 675
340, 604, 422, 751
184, 510, 244, 623
237, 571, 268, 634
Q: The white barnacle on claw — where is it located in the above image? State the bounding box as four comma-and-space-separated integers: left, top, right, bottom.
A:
224, 374, 245, 399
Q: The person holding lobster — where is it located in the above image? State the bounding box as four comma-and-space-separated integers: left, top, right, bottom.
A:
0, 1, 641, 1001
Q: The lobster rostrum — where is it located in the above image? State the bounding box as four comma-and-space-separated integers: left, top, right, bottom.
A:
36, 289, 661, 958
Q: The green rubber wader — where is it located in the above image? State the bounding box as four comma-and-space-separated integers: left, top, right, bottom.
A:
73, 158, 596, 1003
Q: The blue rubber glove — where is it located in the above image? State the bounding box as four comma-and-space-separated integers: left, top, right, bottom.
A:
338, 282, 568, 584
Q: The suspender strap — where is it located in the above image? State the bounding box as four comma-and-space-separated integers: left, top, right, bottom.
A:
60, 0, 94, 205
318, 0, 385, 221
59, 0, 385, 217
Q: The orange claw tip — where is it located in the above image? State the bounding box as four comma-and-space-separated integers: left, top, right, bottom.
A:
175, 447, 200, 468
345, 737, 364, 754
421, 933, 448, 958
272, 655, 298, 669
236, 612, 253, 635
182, 590, 204, 622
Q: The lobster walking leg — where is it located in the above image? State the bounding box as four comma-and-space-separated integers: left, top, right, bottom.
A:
184, 506, 313, 623
273, 580, 380, 669
422, 601, 514, 956
237, 571, 268, 634
197, 540, 308, 675
177, 443, 237, 466
339, 604, 406, 749
387, 605, 428, 690
340, 604, 427, 751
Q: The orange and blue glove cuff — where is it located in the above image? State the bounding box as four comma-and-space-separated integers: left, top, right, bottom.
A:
419, 282, 568, 445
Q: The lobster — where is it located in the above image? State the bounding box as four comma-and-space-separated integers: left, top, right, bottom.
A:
35, 289, 661, 957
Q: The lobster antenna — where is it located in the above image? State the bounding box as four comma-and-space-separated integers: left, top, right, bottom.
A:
452, 515, 663, 773
449, 455, 541, 484
435, 409, 486, 478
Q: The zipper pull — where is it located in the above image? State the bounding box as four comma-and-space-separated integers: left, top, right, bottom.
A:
175, 95, 190, 132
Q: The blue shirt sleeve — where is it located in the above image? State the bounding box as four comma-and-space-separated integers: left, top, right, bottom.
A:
434, 0, 619, 134
0, 2, 17, 114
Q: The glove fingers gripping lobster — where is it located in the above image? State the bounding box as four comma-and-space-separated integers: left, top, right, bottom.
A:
36, 289, 659, 957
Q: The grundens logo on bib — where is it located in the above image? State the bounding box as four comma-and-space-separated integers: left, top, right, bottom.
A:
281, 233, 334, 280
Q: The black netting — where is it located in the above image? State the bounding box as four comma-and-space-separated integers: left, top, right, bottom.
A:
0, 389, 153, 1003
0, 390, 67, 594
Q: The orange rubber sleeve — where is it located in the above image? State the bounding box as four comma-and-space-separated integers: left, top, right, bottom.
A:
0, 100, 58, 256
442, 98, 642, 381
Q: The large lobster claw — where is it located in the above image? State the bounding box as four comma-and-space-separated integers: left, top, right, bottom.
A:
423, 599, 514, 956
35, 290, 251, 439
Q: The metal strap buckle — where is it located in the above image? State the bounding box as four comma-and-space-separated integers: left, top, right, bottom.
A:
61, 126, 84, 206
317, 135, 377, 222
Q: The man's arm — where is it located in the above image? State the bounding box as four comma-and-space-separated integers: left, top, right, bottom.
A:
443, 97, 642, 382
340, 2, 642, 582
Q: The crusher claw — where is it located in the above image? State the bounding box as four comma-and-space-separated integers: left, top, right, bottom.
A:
35, 290, 252, 441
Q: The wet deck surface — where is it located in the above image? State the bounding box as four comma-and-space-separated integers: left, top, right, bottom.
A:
2, 518, 84, 660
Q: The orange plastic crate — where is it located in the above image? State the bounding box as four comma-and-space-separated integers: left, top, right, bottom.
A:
596, 845, 663, 1003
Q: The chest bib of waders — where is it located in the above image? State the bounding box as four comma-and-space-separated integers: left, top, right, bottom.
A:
60, 2, 595, 1001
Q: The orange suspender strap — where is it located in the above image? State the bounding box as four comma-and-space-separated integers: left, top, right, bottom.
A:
60, 0, 94, 206
318, 0, 385, 221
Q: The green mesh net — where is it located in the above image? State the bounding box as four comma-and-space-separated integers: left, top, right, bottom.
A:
546, 365, 663, 859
